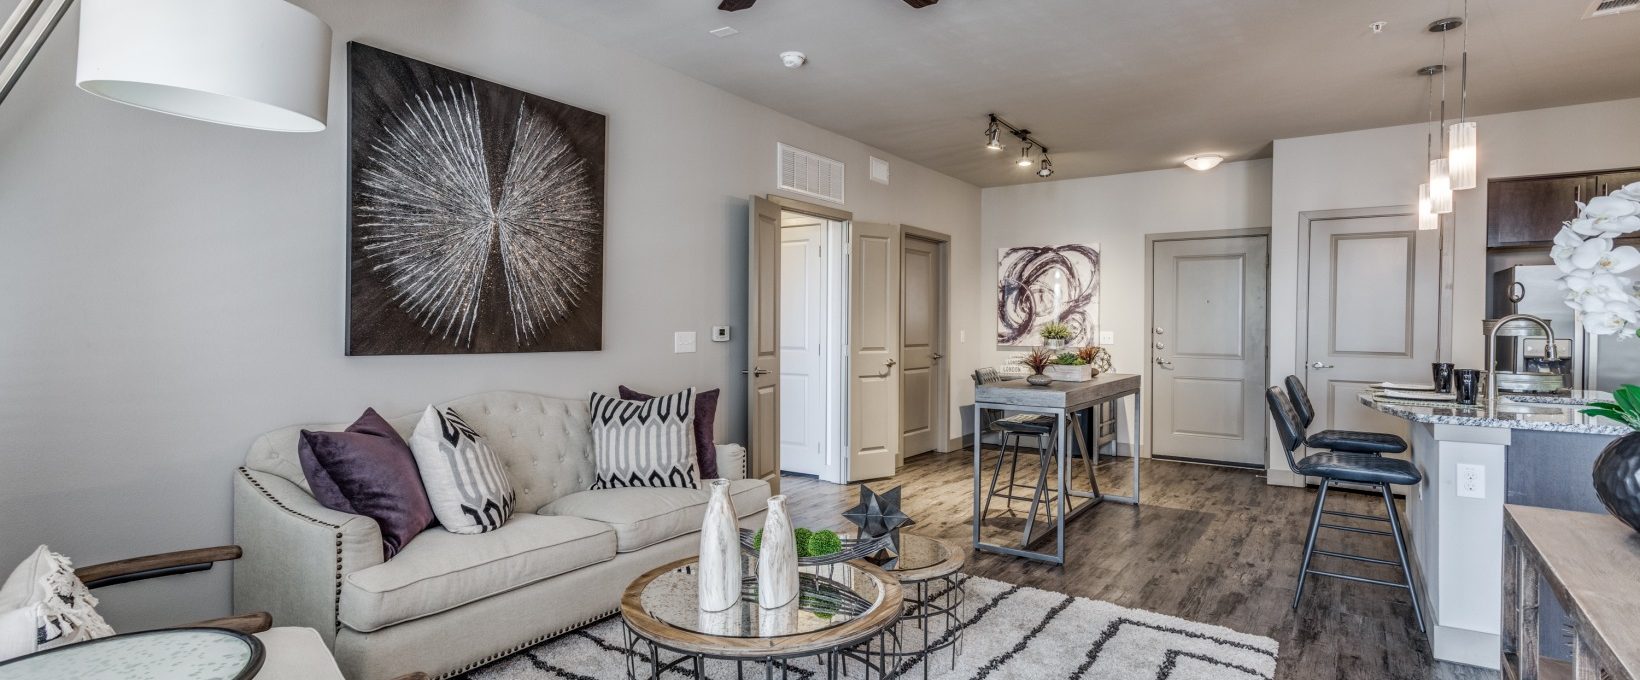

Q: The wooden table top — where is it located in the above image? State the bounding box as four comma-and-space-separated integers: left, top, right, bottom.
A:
974, 373, 1141, 411
1505, 505, 1640, 679
620, 556, 903, 658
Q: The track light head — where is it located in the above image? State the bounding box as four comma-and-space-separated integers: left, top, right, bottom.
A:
985, 120, 1004, 151
1037, 156, 1054, 178
1017, 144, 1034, 167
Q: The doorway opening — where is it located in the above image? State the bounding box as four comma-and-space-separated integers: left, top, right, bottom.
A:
778, 211, 849, 484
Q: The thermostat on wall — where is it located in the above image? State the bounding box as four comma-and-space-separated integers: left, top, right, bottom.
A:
712, 326, 732, 342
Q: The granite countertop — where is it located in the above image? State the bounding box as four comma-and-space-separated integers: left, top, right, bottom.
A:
1357, 390, 1632, 436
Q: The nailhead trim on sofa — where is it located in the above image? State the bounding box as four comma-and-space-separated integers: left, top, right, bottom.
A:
437, 610, 618, 679
237, 467, 348, 636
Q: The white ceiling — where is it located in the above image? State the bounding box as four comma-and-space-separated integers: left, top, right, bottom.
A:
515, 0, 1640, 187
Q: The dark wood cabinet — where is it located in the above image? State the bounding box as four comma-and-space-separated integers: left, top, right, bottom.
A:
1595, 170, 1640, 197
1487, 175, 1594, 247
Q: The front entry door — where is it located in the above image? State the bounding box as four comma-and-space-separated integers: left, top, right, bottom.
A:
1303, 210, 1439, 461
1150, 235, 1270, 466
900, 234, 943, 459
849, 222, 901, 481
746, 197, 782, 491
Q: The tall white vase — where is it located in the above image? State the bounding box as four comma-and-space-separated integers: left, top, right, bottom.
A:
757, 495, 800, 609
698, 479, 742, 612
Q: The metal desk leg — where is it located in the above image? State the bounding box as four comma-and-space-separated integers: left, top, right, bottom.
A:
1056, 411, 1069, 563
1132, 392, 1142, 503
972, 406, 983, 549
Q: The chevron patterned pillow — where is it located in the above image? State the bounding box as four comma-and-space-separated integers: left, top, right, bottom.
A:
408, 406, 516, 534
588, 388, 699, 490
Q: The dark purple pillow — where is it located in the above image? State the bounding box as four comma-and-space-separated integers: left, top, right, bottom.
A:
619, 386, 720, 479
298, 408, 436, 559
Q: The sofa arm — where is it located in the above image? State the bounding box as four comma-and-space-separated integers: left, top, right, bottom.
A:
233, 468, 384, 647
713, 443, 747, 481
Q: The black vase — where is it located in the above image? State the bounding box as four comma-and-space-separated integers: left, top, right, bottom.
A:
1593, 431, 1640, 534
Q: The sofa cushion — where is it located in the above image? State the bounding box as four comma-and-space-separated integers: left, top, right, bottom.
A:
338, 514, 614, 632
541, 478, 770, 553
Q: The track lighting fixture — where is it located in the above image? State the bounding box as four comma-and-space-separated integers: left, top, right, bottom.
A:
985, 116, 1005, 151
983, 113, 1055, 179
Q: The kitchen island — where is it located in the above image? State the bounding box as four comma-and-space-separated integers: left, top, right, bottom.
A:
1357, 390, 1624, 669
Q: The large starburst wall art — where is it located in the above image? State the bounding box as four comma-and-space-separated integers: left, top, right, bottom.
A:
347, 44, 605, 355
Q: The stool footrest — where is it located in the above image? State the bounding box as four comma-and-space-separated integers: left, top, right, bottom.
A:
1305, 568, 1411, 591
1311, 549, 1400, 567
1319, 522, 1394, 537
1321, 509, 1390, 523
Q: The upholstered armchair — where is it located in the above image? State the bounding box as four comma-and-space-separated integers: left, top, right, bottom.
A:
77, 545, 428, 680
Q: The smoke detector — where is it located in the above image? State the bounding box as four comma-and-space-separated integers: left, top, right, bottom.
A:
1585, 0, 1640, 18
780, 51, 807, 69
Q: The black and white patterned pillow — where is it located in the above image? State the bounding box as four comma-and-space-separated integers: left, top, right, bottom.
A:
408, 406, 516, 534
589, 388, 699, 490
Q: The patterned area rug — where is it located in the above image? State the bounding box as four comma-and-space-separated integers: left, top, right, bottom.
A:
465, 575, 1278, 680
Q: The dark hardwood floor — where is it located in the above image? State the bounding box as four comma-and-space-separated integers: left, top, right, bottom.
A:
782, 448, 1497, 680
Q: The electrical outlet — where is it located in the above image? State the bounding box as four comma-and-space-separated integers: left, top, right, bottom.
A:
1456, 463, 1485, 499
673, 331, 697, 354
1099, 331, 1115, 345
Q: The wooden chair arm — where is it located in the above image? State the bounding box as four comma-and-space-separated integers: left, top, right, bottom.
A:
171, 612, 273, 635
76, 546, 242, 589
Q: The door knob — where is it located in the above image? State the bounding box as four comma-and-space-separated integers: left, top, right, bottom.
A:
885, 359, 897, 368
741, 368, 770, 376
1155, 357, 1173, 369
1309, 362, 1334, 370
931, 353, 944, 361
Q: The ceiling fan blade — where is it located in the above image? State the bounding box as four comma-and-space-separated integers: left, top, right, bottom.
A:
718, 0, 756, 10
903, 0, 939, 7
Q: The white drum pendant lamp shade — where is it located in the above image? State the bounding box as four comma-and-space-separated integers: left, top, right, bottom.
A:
75, 0, 332, 132
1418, 183, 1438, 231
1429, 158, 1453, 214
1448, 121, 1478, 190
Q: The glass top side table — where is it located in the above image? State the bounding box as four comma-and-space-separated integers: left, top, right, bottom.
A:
0, 628, 264, 680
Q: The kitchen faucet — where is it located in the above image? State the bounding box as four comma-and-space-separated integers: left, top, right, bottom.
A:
1486, 313, 1559, 411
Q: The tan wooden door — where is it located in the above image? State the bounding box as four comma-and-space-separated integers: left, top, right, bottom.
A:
746, 196, 781, 491
1303, 211, 1440, 462
849, 222, 901, 481
900, 234, 943, 459
1150, 235, 1270, 466
779, 222, 828, 476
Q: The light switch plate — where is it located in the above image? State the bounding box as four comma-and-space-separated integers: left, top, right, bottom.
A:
674, 331, 697, 354
711, 326, 731, 342
1099, 331, 1115, 345
1456, 463, 1485, 499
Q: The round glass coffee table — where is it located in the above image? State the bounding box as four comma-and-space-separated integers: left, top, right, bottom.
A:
620, 556, 902, 680
867, 533, 967, 680
0, 628, 264, 680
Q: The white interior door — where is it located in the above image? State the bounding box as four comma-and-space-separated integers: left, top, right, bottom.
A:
1150, 235, 1270, 466
1303, 211, 1439, 459
746, 196, 781, 491
849, 222, 901, 482
900, 234, 943, 459
779, 222, 827, 476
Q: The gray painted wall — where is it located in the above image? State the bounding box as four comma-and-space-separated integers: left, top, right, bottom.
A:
0, 0, 980, 629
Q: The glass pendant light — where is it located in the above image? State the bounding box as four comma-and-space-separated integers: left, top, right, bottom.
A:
1447, 0, 1477, 190
1430, 158, 1453, 214
1418, 183, 1438, 230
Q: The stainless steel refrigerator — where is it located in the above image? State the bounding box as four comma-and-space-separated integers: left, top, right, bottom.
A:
1493, 264, 1640, 392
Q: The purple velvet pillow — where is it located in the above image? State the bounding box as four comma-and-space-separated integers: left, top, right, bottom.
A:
298, 408, 436, 559
619, 386, 720, 479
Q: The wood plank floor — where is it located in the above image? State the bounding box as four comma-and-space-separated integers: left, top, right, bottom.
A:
782, 449, 1499, 680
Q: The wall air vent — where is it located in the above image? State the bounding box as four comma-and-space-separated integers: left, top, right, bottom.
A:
778, 143, 845, 204
1585, 0, 1639, 18
869, 156, 890, 185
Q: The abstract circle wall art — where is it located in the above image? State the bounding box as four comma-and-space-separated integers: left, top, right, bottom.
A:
997, 244, 1100, 347
347, 43, 605, 355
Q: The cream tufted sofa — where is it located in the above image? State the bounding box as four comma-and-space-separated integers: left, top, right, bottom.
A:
232, 391, 770, 680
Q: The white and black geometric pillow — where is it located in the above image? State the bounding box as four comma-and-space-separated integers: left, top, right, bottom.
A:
408, 406, 516, 534
588, 388, 698, 490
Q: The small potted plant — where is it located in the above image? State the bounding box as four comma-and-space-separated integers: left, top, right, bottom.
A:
1079, 345, 1113, 375
1039, 322, 1072, 349
1019, 348, 1055, 386
1044, 351, 1093, 382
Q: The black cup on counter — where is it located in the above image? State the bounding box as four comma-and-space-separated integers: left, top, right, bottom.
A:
1432, 362, 1454, 393
1454, 369, 1481, 405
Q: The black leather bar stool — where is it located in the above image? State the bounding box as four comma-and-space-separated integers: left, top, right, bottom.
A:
973, 368, 1059, 519
1266, 386, 1425, 631
1284, 375, 1408, 455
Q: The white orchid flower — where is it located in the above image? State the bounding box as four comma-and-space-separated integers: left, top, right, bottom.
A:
1580, 296, 1640, 336
1579, 196, 1640, 236
1551, 226, 1584, 263
1567, 217, 1608, 237
1615, 182, 1640, 202
1569, 238, 1640, 274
